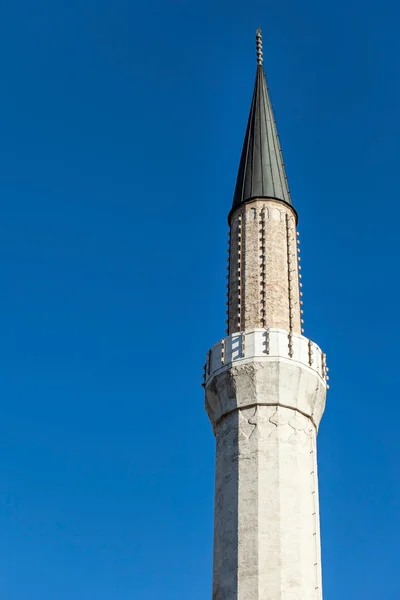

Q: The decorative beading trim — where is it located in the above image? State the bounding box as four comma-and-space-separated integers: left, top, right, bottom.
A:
225, 230, 230, 335
260, 208, 267, 328
237, 214, 243, 332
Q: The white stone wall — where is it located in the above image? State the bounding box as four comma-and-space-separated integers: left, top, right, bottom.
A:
206, 328, 327, 386
205, 333, 326, 600
212, 405, 322, 600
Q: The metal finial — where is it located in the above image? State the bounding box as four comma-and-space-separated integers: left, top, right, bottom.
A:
256, 28, 263, 65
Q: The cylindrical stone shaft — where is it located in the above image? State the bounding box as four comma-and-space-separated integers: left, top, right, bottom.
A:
228, 199, 301, 335
206, 347, 326, 600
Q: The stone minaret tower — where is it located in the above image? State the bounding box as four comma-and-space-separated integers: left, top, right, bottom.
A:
204, 30, 328, 599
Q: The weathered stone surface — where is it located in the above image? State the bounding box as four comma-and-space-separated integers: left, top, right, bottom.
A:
206, 342, 326, 600
228, 199, 301, 335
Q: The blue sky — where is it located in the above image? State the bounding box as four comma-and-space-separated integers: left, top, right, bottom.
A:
0, 0, 399, 598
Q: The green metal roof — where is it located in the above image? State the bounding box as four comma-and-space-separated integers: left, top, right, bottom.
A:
232, 30, 293, 212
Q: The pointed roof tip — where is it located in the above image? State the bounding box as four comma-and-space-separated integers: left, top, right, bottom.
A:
229, 34, 295, 222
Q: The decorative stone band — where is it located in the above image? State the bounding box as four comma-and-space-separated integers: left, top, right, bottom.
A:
205, 328, 327, 382
204, 328, 328, 431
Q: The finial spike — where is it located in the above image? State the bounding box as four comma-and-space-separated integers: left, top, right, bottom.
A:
256, 28, 263, 66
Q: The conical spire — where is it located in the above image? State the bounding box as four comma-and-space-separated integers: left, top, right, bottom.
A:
232, 30, 292, 212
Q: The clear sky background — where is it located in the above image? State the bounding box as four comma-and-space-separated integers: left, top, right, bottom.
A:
0, 1, 398, 598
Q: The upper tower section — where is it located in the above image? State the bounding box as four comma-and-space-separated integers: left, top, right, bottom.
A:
231, 29, 293, 219
227, 31, 302, 335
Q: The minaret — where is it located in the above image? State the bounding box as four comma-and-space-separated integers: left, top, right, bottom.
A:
204, 30, 328, 599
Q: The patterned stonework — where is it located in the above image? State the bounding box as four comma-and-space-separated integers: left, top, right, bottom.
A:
228, 199, 301, 335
